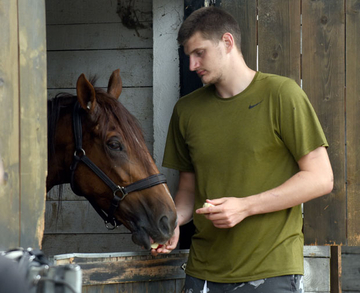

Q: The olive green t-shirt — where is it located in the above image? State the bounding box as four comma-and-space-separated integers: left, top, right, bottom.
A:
162, 72, 328, 283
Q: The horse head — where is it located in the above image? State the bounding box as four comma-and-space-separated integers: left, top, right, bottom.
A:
47, 69, 177, 250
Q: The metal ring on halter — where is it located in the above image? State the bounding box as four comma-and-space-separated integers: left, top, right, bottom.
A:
73, 148, 86, 157
114, 186, 128, 201
105, 221, 118, 230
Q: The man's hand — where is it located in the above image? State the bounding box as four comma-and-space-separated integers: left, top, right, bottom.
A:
196, 198, 249, 228
151, 171, 195, 256
150, 224, 180, 256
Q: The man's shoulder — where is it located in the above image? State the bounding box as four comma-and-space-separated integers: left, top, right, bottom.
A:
254, 72, 301, 96
176, 85, 214, 108
256, 72, 296, 86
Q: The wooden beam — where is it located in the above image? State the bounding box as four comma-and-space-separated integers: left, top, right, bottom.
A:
0, 0, 21, 248
330, 246, 342, 293
346, 0, 360, 247
302, 0, 346, 246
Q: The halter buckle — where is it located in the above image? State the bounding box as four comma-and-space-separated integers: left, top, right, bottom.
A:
114, 186, 128, 201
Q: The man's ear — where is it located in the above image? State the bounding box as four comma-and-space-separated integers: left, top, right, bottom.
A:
222, 32, 234, 53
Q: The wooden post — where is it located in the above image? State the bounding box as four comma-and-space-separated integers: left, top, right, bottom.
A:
302, 0, 346, 246
346, 0, 360, 247
0, 0, 21, 249
0, 0, 47, 250
330, 246, 342, 293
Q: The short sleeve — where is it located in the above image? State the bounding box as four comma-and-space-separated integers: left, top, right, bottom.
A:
162, 105, 194, 172
277, 79, 328, 161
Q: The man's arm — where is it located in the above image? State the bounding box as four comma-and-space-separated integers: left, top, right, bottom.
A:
152, 171, 196, 254
175, 171, 196, 226
197, 146, 334, 228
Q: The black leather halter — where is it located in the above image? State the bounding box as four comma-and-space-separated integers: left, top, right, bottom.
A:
70, 101, 167, 230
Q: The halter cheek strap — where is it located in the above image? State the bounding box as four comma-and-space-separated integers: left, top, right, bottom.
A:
70, 101, 167, 230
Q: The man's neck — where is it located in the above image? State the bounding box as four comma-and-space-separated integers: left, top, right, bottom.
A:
215, 57, 256, 99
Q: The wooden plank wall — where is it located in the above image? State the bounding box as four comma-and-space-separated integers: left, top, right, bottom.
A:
342, 246, 360, 292
42, 0, 153, 256
214, 0, 359, 246
0, 0, 47, 250
301, 0, 346, 246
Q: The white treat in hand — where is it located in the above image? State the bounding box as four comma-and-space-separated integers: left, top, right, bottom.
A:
203, 202, 214, 208
151, 243, 164, 249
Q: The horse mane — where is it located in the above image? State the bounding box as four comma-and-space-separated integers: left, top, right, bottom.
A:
47, 93, 74, 159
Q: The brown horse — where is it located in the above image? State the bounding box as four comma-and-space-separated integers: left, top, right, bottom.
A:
46, 69, 177, 250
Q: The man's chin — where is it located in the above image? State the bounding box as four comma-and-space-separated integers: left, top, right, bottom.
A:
199, 75, 217, 85
200, 77, 211, 85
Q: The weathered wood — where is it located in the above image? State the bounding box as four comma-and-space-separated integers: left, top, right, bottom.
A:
304, 246, 331, 258
0, 0, 47, 250
42, 234, 142, 256
83, 279, 183, 293
302, 0, 346, 246
47, 50, 153, 89
54, 251, 187, 285
220, 0, 257, 71
341, 252, 360, 292
132, 280, 178, 293
330, 246, 342, 293
304, 246, 331, 293
304, 257, 330, 292
0, 0, 21, 249
341, 247, 360, 292
18, 0, 47, 249
341, 246, 360, 254
258, 0, 301, 83
43, 201, 132, 234
83, 283, 132, 293
46, 0, 152, 24
55, 248, 330, 292
46, 23, 152, 51
346, 0, 360, 247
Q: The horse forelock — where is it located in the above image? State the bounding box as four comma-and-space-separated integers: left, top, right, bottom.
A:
94, 89, 154, 173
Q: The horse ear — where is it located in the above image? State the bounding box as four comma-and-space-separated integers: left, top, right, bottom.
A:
76, 73, 97, 113
107, 69, 122, 99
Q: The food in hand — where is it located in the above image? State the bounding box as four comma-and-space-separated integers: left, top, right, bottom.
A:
151, 243, 164, 249
203, 202, 214, 208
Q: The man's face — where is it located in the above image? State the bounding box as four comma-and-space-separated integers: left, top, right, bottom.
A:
184, 32, 226, 85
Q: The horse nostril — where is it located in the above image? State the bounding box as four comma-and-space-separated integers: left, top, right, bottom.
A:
159, 216, 170, 236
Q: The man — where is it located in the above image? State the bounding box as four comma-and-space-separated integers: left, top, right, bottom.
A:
154, 6, 333, 293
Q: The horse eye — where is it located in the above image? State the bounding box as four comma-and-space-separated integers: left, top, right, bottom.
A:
107, 139, 123, 151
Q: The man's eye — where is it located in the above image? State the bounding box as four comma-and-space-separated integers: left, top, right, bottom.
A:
196, 50, 204, 57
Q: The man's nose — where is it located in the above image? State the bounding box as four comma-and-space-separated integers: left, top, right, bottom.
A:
189, 56, 198, 72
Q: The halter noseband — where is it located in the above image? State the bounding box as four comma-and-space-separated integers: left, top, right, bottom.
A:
70, 101, 167, 230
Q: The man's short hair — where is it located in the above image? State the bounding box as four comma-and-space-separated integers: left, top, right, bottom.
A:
178, 6, 242, 52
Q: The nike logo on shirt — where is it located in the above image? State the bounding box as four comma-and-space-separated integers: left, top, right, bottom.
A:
248, 100, 263, 109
